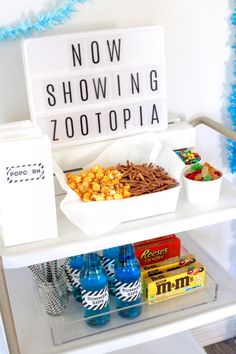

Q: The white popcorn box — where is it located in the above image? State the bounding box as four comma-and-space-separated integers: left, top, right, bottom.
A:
0, 135, 58, 246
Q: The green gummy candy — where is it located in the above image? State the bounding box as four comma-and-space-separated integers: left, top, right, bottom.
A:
203, 175, 211, 181
190, 163, 202, 171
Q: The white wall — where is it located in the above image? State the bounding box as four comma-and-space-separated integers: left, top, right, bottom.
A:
0, 0, 230, 124
1, 5, 235, 353
0, 0, 234, 269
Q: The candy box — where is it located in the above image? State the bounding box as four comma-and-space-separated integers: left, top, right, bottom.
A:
54, 133, 184, 236
140, 253, 196, 293
134, 234, 180, 266
141, 253, 196, 279
182, 162, 223, 206
175, 148, 201, 165
134, 234, 176, 247
144, 262, 205, 304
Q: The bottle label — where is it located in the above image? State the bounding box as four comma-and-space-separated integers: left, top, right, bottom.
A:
65, 262, 73, 292
81, 286, 109, 310
101, 257, 115, 278
115, 280, 141, 302
71, 269, 81, 288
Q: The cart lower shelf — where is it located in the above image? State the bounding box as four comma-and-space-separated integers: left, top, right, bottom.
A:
5, 232, 236, 354
50, 271, 216, 346
113, 331, 206, 354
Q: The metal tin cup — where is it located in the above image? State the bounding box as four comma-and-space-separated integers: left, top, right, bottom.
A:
38, 271, 68, 316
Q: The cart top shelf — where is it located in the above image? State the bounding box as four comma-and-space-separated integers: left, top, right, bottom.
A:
1, 178, 236, 269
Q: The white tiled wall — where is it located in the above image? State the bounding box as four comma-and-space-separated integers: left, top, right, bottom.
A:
0, 0, 234, 273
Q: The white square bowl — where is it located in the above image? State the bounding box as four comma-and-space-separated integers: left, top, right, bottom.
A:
54, 133, 185, 236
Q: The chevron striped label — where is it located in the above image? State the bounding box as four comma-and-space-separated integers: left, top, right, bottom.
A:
6, 163, 45, 183
65, 262, 73, 292
81, 286, 109, 311
101, 257, 115, 278
115, 280, 141, 302
71, 269, 81, 288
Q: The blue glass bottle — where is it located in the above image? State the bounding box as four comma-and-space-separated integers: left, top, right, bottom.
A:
114, 244, 142, 319
69, 255, 84, 302
101, 246, 119, 295
80, 252, 110, 327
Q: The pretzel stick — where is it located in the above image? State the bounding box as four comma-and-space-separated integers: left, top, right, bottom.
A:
117, 162, 178, 197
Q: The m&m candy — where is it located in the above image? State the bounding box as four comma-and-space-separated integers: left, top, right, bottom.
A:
175, 149, 201, 165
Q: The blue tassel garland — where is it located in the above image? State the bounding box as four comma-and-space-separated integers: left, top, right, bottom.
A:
0, 0, 87, 41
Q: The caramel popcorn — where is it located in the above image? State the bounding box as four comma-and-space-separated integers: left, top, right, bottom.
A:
66, 165, 131, 202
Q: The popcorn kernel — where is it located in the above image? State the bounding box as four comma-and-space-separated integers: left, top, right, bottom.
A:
123, 190, 131, 198
112, 178, 120, 185
82, 192, 91, 202
83, 176, 92, 183
113, 193, 123, 200
105, 195, 113, 200
94, 194, 105, 201
92, 182, 101, 192
79, 182, 89, 193
80, 171, 87, 178
87, 172, 95, 179
91, 165, 103, 173
66, 164, 132, 202
96, 171, 104, 180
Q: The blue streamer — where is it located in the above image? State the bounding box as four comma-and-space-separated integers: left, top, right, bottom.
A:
0, 0, 87, 41
227, 8, 236, 173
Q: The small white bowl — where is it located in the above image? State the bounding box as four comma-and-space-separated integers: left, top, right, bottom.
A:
182, 166, 223, 206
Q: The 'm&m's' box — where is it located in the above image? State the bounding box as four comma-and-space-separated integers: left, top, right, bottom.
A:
143, 262, 205, 304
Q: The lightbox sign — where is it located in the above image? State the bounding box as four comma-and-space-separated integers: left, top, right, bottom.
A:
22, 26, 167, 147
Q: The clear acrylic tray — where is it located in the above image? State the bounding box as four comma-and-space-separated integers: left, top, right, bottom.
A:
36, 234, 218, 346
48, 272, 217, 346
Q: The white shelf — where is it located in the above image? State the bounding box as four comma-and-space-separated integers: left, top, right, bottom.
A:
1, 179, 236, 269
112, 331, 206, 354
5, 233, 236, 354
